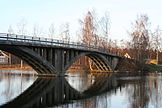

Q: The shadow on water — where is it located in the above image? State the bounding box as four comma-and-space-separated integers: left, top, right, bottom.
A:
1, 72, 162, 108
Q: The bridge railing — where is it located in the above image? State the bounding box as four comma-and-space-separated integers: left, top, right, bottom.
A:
0, 33, 122, 57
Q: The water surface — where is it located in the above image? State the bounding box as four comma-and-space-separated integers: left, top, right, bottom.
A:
0, 70, 37, 106
0, 71, 162, 108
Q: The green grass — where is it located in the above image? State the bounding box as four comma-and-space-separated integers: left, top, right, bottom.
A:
146, 64, 162, 71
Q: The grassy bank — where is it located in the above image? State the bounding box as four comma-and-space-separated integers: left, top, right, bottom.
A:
146, 64, 162, 72
117, 58, 162, 72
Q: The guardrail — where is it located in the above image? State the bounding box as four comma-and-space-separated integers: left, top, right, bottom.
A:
0, 33, 121, 56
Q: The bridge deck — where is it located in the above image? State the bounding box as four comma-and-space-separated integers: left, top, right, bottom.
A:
0, 33, 121, 57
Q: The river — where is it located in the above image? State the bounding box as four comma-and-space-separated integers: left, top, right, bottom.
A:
0, 70, 162, 108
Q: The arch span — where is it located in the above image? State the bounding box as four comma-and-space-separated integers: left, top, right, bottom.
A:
64, 52, 113, 72
0, 45, 56, 75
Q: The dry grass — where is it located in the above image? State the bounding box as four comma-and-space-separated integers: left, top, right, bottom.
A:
0, 64, 34, 71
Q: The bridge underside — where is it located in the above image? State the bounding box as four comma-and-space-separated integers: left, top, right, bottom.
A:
0, 45, 120, 75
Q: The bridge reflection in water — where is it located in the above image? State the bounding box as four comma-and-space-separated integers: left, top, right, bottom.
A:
1, 73, 162, 108
0, 73, 119, 108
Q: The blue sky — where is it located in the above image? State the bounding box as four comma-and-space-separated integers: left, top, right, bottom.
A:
0, 0, 161, 41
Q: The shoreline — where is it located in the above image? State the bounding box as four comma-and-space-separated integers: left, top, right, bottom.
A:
0, 64, 161, 77
0, 65, 34, 71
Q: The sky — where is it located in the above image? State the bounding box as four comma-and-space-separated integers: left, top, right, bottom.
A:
0, 0, 161, 41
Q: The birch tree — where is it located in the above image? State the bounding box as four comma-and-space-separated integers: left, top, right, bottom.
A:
80, 11, 98, 46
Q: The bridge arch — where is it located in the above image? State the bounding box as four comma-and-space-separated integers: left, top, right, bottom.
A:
64, 52, 113, 72
0, 45, 56, 75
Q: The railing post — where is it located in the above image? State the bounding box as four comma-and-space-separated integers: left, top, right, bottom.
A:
16, 35, 18, 41
57, 40, 59, 46
7, 34, 8, 40
51, 39, 53, 45
45, 38, 47, 45
24, 36, 26, 42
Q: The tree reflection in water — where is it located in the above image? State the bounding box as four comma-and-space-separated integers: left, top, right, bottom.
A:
0, 73, 37, 106
124, 74, 162, 108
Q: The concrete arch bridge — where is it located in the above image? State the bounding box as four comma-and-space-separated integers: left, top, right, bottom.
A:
0, 33, 122, 76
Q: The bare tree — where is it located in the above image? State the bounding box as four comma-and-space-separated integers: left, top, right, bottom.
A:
129, 14, 151, 66
7, 25, 14, 65
79, 11, 98, 46
60, 23, 70, 41
17, 19, 27, 68
119, 40, 126, 49
17, 18, 27, 35
33, 24, 42, 37
48, 23, 55, 39
79, 11, 100, 70
100, 11, 110, 41
152, 26, 162, 63
98, 37, 107, 48
8, 25, 14, 34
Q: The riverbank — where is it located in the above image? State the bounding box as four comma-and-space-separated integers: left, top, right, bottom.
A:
1, 63, 162, 77
145, 64, 162, 72
0, 65, 36, 76
116, 58, 162, 72
0, 64, 33, 71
